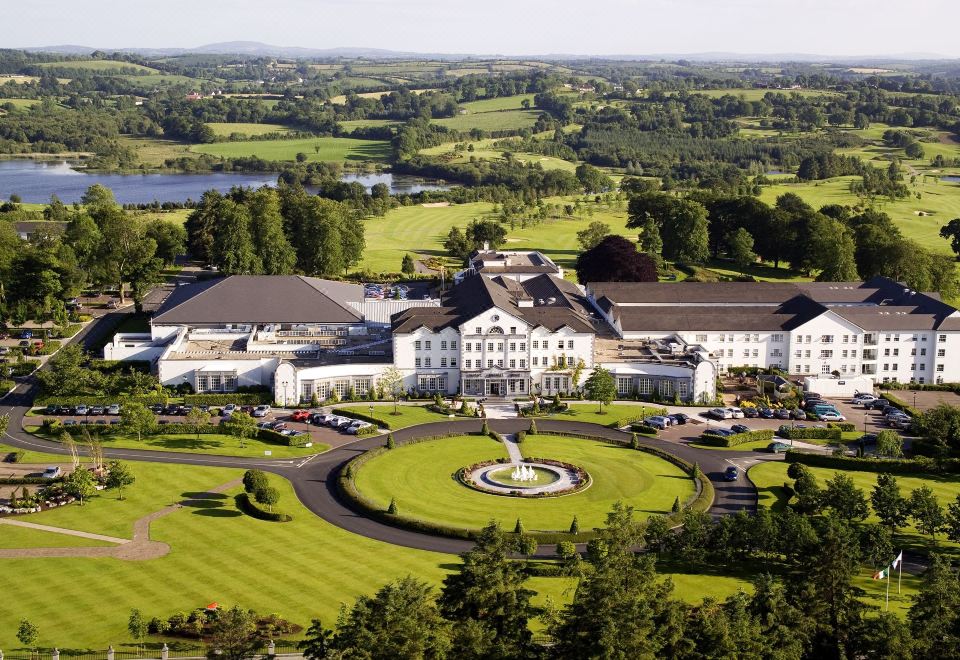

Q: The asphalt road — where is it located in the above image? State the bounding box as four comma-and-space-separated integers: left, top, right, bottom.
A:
1, 312, 771, 556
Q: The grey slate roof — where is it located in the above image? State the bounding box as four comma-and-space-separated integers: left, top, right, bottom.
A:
152, 275, 364, 325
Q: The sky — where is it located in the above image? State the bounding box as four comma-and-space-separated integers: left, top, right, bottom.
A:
4, 0, 958, 58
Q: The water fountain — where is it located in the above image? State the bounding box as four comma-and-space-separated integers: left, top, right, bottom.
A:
510, 464, 538, 482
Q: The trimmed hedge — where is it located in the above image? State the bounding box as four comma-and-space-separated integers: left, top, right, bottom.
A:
155, 423, 221, 435
332, 407, 390, 429
184, 393, 271, 405
609, 407, 668, 429
785, 450, 960, 474
629, 423, 659, 435
827, 422, 857, 432
36, 394, 170, 406
234, 493, 292, 522
880, 393, 922, 419
697, 429, 774, 447
0, 476, 63, 485
255, 428, 311, 447
778, 427, 842, 441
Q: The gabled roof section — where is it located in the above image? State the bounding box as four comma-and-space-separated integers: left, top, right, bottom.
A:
152, 275, 364, 325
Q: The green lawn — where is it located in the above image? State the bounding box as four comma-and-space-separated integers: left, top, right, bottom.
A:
205, 122, 292, 137
338, 118, 400, 131
551, 403, 666, 427
0, 525, 114, 549
458, 94, 537, 113
0, 462, 452, 649
353, 434, 693, 532
0, 98, 41, 109
190, 137, 391, 163
749, 461, 960, 556
26, 427, 326, 459
37, 60, 159, 73
434, 109, 543, 132
335, 403, 453, 429
688, 439, 775, 452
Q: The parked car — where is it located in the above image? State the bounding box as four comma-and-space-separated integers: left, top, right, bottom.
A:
743, 407, 759, 418
708, 408, 732, 420
724, 466, 740, 481
271, 422, 288, 432
45, 404, 61, 415
42, 466, 61, 479
818, 412, 847, 422
644, 415, 671, 430
164, 404, 181, 416
767, 442, 791, 454
256, 421, 276, 429
18, 340, 30, 348
774, 408, 792, 419
75, 404, 89, 416
667, 413, 689, 425
290, 410, 311, 422
347, 421, 373, 435
64, 419, 77, 426
222, 404, 238, 415
336, 418, 356, 430
853, 392, 877, 404
790, 408, 808, 420
726, 407, 745, 419
731, 424, 750, 434
702, 428, 735, 438
149, 404, 164, 414
326, 416, 347, 427
21, 329, 32, 339
759, 408, 775, 419
107, 403, 120, 415
90, 406, 104, 416
252, 405, 271, 418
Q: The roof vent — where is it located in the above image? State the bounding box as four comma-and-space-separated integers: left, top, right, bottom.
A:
537, 298, 545, 305
547, 297, 557, 305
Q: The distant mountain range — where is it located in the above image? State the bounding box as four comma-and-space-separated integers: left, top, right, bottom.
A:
22, 42, 953, 63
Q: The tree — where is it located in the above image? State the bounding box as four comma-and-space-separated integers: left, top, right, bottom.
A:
401, 253, 416, 275
728, 227, 756, 274
185, 405, 212, 441
206, 606, 264, 660
946, 494, 960, 545
120, 402, 157, 442
336, 576, 450, 658
128, 608, 148, 654
583, 366, 616, 413
255, 485, 280, 512
575, 163, 614, 193
465, 219, 507, 251
0, 413, 8, 438
17, 618, 39, 651
248, 188, 296, 274
871, 473, 909, 534
439, 522, 535, 658
910, 485, 945, 542
627, 193, 709, 264
105, 461, 135, 500
576, 220, 610, 250
443, 226, 471, 260
909, 553, 960, 657
223, 411, 257, 447
378, 366, 405, 415
144, 220, 187, 267
299, 619, 334, 660
875, 429, 904, 458
210, 200, 259, 274
243, 469, 269, 494
941, 218, 960, 259
636, 213, 663, 256
823, 473, 869, 522
64, 468, 96, 505
575, 235, 657, 283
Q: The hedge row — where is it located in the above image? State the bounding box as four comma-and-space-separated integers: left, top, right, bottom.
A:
778, 427, 842, 441
785, 450, 960, 474
36, 394, 170, 406
629, 423, 660, 435
880, 393, 922, 419
827, 422, 857, 432
331, 407, 390, 429
0, 476, 62, 485
183, 393, 272, 405
698, 429, 774, 447
256, 428, 310, 447
879, 382, 960, 394
234, 493, 292, 522
609, 407, 667, 429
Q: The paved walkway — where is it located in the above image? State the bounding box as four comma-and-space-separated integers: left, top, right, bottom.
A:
0, 478, 242, 561
502, 433, 524, 463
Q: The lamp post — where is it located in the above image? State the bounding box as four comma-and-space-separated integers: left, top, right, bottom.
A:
281, 380, 288, 407
912, 391, 917, 410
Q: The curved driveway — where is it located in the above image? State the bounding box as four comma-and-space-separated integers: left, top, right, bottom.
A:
1, 315, 766, 556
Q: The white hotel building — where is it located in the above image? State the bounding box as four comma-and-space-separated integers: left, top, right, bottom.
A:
104, 254, 960, 403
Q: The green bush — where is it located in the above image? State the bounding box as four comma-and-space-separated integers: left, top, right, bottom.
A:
698, 429, 774, 447
827, 422, 857, 432
9, 360, 40, 377
778, 427, 842, 441
234, 493, 292, 522
36, 394, 169, 406
630, 423, 659, 435
154, 423, 220, 435
0, 476, 62, 485
0, 379, 16, 395
785, 450, 960, 474
256, 428, 309, 447
36, 340, 62, 355
355, 425, 380, 437
515, 430, 526, 443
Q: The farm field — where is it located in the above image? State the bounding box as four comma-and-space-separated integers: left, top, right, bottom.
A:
204, 122, 292, 137
190, 136, 391, 163
338, 118, 400, 131
0, 98, 40, 109
420, 138, 579, 173
118, 136, 195, 168
37, 59, 159, 73
683, 88, 841, 100
434, 109, 542, 132
352, 434, 694, 532
458, 94, 537, 113
757, 176, 959, 254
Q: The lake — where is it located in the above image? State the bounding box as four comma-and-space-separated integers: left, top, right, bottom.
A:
0, 159, 449, 204
942, 176, 960, 183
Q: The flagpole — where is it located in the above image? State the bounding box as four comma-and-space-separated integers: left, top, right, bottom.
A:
886, 568, 890, 611
898, 557, 902, 595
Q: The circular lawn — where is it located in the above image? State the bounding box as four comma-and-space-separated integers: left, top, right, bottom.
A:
352, 434, 695, 533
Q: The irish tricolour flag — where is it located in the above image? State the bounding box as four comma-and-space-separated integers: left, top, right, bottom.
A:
873, 568, 888, 580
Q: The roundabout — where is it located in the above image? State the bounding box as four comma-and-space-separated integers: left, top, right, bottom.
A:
463, 460, 587, 496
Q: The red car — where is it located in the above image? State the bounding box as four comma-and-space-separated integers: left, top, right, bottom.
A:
290, 410, 311, 422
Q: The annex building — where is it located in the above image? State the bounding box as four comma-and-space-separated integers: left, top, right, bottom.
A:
104, 254, 960, 404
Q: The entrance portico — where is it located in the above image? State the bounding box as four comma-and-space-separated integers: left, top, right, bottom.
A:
461, 368, 530, 397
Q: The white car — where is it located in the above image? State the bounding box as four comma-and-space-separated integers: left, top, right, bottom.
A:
346, 421, 373, 435
222, 404, 237, 415
853, 393, 877, 404
726, 407, 745, 419
326, 416, 348, 428
252, 405, 271, 418
644, 416, 671, 430
107, 403, 120, 415
818, 412, 847, 422
709, 408, 733, 420
42, 466, 61, 479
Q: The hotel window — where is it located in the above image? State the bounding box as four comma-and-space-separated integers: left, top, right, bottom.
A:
497, 360, 504, 368
893, 349, 899, 357
509, 342, 516, 351
557, 340, 564, 349
414, 341, 421, 350
519, 343, 526, 351
821, 364, 831, 374
851, 350, 857, 358
464, 359, 471, 369
842, 350, 848, 358
415, 358, 422, 368
919, 363, 925, 371
334, 380, 350, 398
743, 350, 750, 358
938, 349, 946, 357
937, 364, 945, 372
728, 335, 735, 342
696, 334, 707, 342
821, 335, 833, 343
532, 357, 539, 366
617, 377, 633, 395
842, 335, 848, 343
921, 348, 927, 356
440, 340, 447, 350
939, 334, 947, 342
210, 375, 221, 391
451, 341, 457, 350
424, 357, 431, 367
224, 375, 237, 391
752, 349, 758, 357
794, 350, 802, 358
354, 379, 371, 395
509, 359, 516, 368
659, 380, 674, 397
892, 364, 898, 371
487, 342, 493, 351
753, 334, 760, 342
894, 334, 900, 342
820, 350, 833, 359
727, 349, 733, 357
805, 350, 811, 358
772, 334, 784, 342
678, 382, 689, 398
532, 340, 539, 349
884, 348, 891, 357
475, 327, 482, 335
197, 376, 209, 392
638, 378, 653, 395
567, 340, 574, 349
883, 363, 889, 371
465, 343, 472, 352
841, 365, 848, 374
450, 358, 457, 367
509, 326, 516, 335
911, 348, 916, 356
794, 364, 802, 373
425, 340, 431, 350
497, 342, 504, 351
487, 359, 493, 368
440, 358, 447, 367
519, 359, 526, 368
